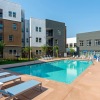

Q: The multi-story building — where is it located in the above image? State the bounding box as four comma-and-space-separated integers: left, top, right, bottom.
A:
29, 18, 46, 57
0, 0, 66, 58
25, 18, 66, 57
77, 31, 100, 56
66, 37, 77, 52
0, 0, 22, 58
24, 19, 30, 47
46, 19, 66, 57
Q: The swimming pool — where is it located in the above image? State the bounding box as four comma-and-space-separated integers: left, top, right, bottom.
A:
6, 60, 92, 84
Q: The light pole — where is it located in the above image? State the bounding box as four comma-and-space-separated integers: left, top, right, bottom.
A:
29, 36, 32, 61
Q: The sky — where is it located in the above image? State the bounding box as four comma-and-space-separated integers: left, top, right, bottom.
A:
10, 0, 100, 38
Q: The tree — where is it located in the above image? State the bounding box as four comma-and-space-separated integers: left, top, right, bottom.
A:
22, 47, 32, 58
41, 45, 48, 55
0, 41, 5, 58
69, 48, 75, 55
53, 46, 59, 57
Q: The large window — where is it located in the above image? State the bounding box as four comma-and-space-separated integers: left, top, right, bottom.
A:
13, 12, 16, 18
0, 21, 3, 31
39, 50, 41, 54
87, 40, 91, 46
13, 50, 16, 54
12, 23, 17, 30
0, 34, 2, 41
36, 27, 38, 32
95, 39, 100, 46
36, 50, 38, 55
55, 39, 58, 44
70, 43, 73, 47
26, 38, 29, 43
0, 9, 3, 18
9, 11, 12, 17
79, 40, 84, 46
39, 38, 42, 43
9, 50, 12, 54
9, 35, 13, 41
36, 50, 41, 55
39, 27, 41, 32
74, 43, 77, 47
36, 37, 38, 42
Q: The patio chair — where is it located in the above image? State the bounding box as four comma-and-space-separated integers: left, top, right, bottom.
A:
0, 80, 42, 100
0, 72, 11, 77
0, 75, 21, 84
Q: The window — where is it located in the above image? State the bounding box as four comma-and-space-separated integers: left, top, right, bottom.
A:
74, 43, 77, 47
39, 38, 41, 42
95, 39, 100, 46
36, 37, 38, 42
13, 50, 16, 54
13, 12, 16, 17
26, 28, 29, 32
55, 39, 58, 44
0, 23, 3, 30
58, 30, 61, 35
22, 39, 24, 42
39, 50, 41, 54
26, 38, 29, 43
36, 27, 38, 32
70, 43, 73, 47
36, 50, 38, 55
79, 40, 84, 46
87, 40, 91, 46
39, 27, 41, 32
66, 44, 68, 48
0, 34, 2, 41
9, 50, 12, 54
9, 11, 12, 17
12, 23, 17, 30
9, 35, 13, 41
0, 9, 3, 18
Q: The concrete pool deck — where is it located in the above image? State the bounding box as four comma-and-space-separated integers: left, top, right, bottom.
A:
0, 58, 100, 100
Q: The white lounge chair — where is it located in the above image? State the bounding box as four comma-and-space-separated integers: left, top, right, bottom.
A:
0, 80, 42, 100
0, 72, 11, 77
0, 75, 21, 84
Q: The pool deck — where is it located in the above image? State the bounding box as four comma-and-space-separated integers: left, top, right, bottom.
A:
0, 58, 100, 100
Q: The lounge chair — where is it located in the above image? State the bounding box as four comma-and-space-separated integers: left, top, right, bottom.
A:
0, 72, 11, 77
0, 80, 42, 100
0, 75, 21, 84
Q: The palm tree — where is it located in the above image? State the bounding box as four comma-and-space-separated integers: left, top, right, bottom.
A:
69, 48, 75, 56
22, 47, 32, 58
0, 41, 5, 58
41, 45, 48, 55
53, 46, 59, 58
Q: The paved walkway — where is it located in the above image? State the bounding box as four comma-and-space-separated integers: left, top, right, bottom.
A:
0, 59, 100, 100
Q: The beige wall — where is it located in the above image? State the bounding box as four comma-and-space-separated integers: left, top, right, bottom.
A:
3, 46, 21, 59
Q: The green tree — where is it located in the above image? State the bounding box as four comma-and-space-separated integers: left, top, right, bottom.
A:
41, 45, 48, 55
0, 41, 5, 58
53, 46, 59, 57
69, 48, 75, 55
22, 47, 32, 58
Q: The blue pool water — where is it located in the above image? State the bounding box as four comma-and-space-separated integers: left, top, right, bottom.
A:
6, 60, 92, 84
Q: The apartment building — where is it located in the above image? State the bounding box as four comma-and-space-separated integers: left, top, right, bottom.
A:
0, 0, 66, 58
66, 37, 77, 52
46, 19, 66, 57
77, 31, 100, 56
0, 0, 22, 58
24, 19, 30, 47
24, 18, 66, 57
29, 18, 46, 57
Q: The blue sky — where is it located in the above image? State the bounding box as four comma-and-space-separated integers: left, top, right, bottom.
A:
11, 0, 100, 38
